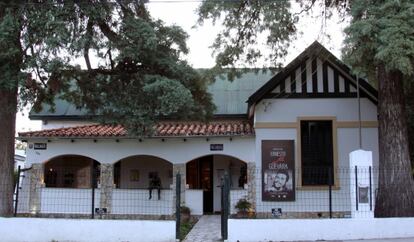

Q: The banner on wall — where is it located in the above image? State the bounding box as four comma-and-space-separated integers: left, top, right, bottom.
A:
262, 140, 295, 201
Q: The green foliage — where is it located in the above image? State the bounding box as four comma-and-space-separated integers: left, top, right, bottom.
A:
0, 1, 214, 135
235, 198, 252, 212
197, 0, 297, 70
179, 220, 194, 241
342, 0, 414, 78
0, 5, 24, 92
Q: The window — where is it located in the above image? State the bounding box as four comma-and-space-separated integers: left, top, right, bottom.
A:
300, 120, 334, 186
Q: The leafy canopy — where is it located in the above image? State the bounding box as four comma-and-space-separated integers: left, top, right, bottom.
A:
197, 0, 414, 82
197, 0, 297, 69
342, 0, 414, 79
0, 0, 214, 134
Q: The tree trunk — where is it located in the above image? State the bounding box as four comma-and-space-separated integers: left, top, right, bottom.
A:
0, 5, 20, 217
375, 64, 414, 217
0, 87, 18, 216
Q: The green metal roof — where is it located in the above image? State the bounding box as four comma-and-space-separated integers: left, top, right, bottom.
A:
30, 70, 273, 120
30, 99, 87, 118
208, 71, 272, 115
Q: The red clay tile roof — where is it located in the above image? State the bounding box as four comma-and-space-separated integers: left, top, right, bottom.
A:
18, 120, 254, 138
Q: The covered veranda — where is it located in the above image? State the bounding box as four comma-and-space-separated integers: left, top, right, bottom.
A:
17, 121, 256, 218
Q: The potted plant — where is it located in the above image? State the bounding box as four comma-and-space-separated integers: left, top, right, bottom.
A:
180, 205, 191, 222
235, 198, 252, 218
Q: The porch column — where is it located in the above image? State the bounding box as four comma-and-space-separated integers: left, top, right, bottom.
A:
29, 163, 44, 215
172, 163, 186, 206
247, 162, 256, 211
99, 163, 114, 214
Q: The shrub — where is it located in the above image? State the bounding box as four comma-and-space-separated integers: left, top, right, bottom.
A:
235, 198, 251, 212
180, 205, 191, 214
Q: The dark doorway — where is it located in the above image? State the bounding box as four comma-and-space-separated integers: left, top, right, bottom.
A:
186, 156, 214, 213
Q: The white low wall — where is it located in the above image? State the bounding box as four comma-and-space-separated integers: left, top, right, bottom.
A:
185, 189, 203, 215
41, 188, 100, 214
40, 188, 174, 215
228, 218, 414, 242
112, 189, 173, 215
0, 218, 175, 242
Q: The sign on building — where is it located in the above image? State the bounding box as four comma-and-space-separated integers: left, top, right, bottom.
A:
262, 140, 295, 201
33, 143, 47, 150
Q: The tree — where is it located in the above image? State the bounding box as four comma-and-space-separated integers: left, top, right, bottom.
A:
0, 1, 214, 216
197, 0, 414, 217
405, 81, 414, 174
340, 0, 414, 217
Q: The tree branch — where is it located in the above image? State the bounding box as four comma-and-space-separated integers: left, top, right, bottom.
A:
97, 20, 123, 44
84, 19, 93, 71
107, 47, 114, 70
293, 0, 316, 16
30, 45, 47, 87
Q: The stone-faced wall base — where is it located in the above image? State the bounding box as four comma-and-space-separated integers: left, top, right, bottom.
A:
99, 164, 114, 213
28, 163, 44, 215
246, 162, 256, 211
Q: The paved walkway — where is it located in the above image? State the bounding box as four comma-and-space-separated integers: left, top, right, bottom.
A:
183, 215, 222, 242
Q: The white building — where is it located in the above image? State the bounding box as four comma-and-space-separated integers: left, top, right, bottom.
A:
17, 42, 378, 218
14, 149, 26, 171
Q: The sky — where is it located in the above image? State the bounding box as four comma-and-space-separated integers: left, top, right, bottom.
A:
15, 0, 348, 134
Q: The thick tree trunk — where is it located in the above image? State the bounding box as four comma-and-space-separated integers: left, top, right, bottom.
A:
0, 5, 20, 217
375, 64, 414, 217
0, 87, 18, 216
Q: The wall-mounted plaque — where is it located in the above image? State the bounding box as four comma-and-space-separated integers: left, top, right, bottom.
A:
210, 144, 223, 151
34, 143, 47, 150
359, 186, 369, 204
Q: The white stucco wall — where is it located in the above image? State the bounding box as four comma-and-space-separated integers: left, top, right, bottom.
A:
228, 218, 414, 242
25, 137, 254, 165
255, 98, 377, 122
0, 218, 175, 242
185, 189, 203, 215
253, 98, 378, 214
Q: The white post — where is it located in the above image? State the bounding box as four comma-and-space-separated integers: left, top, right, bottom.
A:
349, 150, 374, 218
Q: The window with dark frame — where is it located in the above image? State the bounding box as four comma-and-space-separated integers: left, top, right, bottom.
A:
300, 120, 334, 186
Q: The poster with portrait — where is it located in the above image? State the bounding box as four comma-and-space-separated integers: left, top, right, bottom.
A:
262, 140, 295, 201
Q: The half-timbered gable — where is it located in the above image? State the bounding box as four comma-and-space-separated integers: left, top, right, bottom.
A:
248, 41, 378, 115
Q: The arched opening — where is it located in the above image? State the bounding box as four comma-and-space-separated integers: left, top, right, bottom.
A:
186, 155, 247, 214
44, 155, 100, 188
113, 155, 173, 189
111, 155, 174, 216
